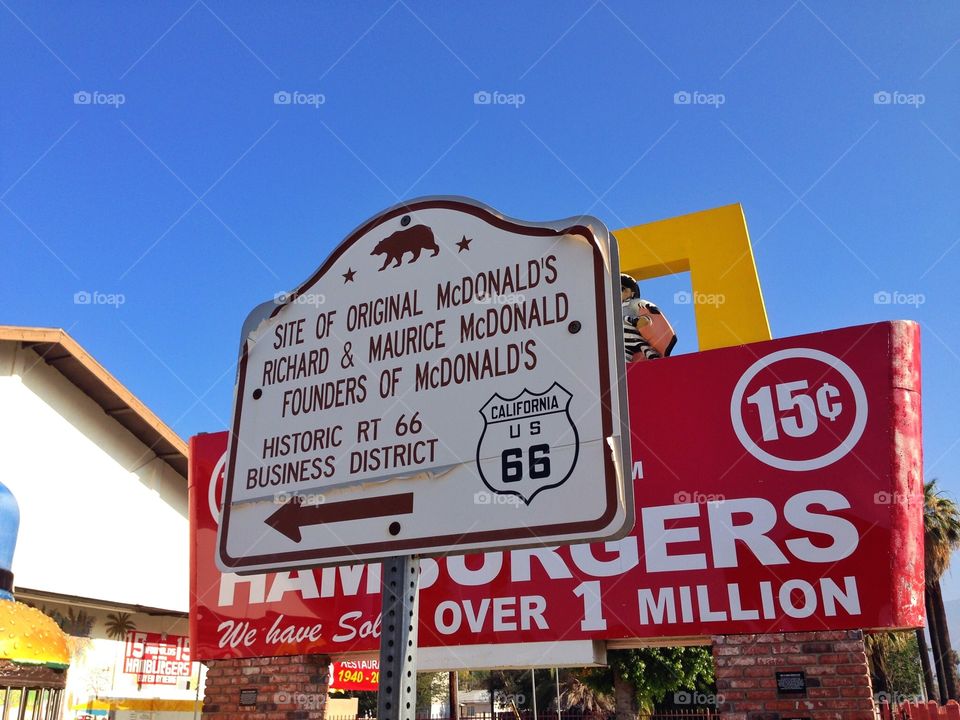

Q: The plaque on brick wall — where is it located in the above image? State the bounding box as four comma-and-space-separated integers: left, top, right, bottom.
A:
239, 688, 258, 706
776, 671, 807, 696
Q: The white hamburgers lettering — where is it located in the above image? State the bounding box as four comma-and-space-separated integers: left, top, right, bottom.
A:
215, 490, 868, 633
219, 489, 863, 604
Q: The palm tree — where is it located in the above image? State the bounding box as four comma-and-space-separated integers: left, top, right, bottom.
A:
559, 674, 614, 716
104, 612, 136, 641
916, 622, 938, 701
923, 479, 960, 701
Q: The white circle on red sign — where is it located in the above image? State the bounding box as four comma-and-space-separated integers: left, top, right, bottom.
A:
729, 348, 868, 471
208, 452, 227, 523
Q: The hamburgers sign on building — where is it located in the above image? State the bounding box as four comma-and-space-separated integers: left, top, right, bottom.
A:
217, 197, 633, 573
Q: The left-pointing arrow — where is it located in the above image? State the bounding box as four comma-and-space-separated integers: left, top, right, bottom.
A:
264, 493, 415, 543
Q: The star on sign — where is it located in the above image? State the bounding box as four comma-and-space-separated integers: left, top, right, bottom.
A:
456, 235, 472, 252
343, 267, 356, 283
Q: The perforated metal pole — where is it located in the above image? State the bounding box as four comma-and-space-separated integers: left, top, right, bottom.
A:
377, 554, 420, 720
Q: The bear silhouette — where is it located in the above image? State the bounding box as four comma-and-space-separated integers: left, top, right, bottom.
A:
371, 224, 440, 270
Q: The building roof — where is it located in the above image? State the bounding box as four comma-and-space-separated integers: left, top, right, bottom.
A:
0, 326, 188, 478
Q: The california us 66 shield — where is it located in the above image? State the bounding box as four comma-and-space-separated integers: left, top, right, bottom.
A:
218, 196, 632, 572
477, 383, 579, 505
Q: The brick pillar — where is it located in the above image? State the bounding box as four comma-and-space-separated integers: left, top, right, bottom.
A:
202, 654, 331, 720
712, 630, 875, 720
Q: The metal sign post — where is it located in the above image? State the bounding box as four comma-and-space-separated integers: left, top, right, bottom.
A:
377, 555, 420, 720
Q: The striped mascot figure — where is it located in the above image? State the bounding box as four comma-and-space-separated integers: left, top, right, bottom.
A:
620, 273, 677, 363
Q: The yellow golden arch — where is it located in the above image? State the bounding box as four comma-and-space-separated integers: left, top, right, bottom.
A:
614, 203, 771, 352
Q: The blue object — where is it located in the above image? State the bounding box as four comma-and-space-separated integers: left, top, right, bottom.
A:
0, 482, 20, 601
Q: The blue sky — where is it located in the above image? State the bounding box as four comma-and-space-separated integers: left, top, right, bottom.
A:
2, 2, 959, 591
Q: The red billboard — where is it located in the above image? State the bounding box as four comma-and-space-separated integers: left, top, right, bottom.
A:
189, 321, 924, 660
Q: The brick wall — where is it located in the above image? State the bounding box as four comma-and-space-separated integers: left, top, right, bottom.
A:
202, 654, 331, 720
712, 630, 875, 720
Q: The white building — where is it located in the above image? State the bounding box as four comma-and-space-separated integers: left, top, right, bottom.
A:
0, 326, 200, 720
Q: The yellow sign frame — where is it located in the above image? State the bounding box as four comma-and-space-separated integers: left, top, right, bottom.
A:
615, 203, 771, 351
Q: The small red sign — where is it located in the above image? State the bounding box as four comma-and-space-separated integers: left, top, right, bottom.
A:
123, 632, 192, 684
330, 660, 379, 691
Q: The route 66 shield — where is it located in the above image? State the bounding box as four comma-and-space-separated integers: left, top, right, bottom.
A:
475, 382, 580, 505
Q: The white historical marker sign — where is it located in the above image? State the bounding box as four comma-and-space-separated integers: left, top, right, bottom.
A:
217, 197, 632, 573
